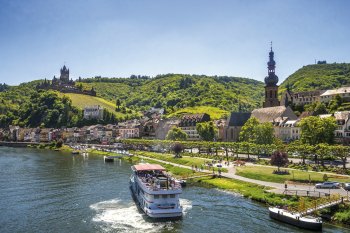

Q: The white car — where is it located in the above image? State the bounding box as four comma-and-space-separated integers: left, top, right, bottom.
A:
315, 182, 340, 189
344, 183, 350, 191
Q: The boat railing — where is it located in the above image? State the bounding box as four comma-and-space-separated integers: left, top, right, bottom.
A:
138, 176, 182, 191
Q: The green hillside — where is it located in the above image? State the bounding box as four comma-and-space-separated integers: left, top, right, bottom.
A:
78, 74, 264, 114
0, 74, 264, 128
280, 63, 350, 93
57, 93, 140, 119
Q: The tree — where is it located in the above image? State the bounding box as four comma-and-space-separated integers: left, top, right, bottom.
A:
172, 143, 184, 158
315, 143, 331, 167
196, 121, 217, 141
116, 99, 121, 111
56, 139, 63, 148
239, 117, 259, 143
166, 127, 188, 141
288, 140, 312, 165
299, 116, 337, 145
332, 145, 349, 170
270, 151, 289, 172
240, 117, 275, 145
255, 122, 275, 145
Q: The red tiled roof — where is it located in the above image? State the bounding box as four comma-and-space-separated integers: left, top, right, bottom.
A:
133, 164, 166, 171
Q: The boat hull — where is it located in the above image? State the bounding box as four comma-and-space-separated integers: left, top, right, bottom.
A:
129, 181, 182, 219
269, 210, 322, 231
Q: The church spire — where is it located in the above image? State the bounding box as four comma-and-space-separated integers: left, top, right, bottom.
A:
263, 42, 280, 108
264, 42, 278, 86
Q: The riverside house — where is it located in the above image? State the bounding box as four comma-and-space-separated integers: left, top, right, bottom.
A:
178, 114, 210, 140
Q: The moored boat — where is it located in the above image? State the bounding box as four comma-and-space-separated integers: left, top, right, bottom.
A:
130, 163, 183, 218
269, 207, 322, 231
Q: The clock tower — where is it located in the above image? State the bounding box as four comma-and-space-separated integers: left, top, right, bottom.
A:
263, 43, 280, 108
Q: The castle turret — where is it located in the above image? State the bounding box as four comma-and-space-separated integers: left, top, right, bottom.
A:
60, 65, 70, 82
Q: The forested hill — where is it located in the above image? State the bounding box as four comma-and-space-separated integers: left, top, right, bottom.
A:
280, 63, 350, 93
77, 74, 264, 114
0, 74, 264, 128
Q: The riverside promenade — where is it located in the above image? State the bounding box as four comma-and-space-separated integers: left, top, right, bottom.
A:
137, 155, 350, 197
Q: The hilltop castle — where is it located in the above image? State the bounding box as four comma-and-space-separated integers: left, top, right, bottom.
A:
37, 65, 96, 96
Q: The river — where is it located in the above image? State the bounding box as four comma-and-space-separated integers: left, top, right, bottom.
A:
0, 147, 347, 233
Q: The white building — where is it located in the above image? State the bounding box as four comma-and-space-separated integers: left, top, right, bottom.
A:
333, 111, 350, 142
277, 119, 300, 142
320, 87, 350, 103
84, 105, 104, 120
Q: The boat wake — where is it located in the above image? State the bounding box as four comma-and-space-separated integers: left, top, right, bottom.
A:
90, 198, 192, 233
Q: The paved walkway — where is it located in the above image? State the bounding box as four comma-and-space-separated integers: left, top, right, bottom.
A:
138, 155, 350, 197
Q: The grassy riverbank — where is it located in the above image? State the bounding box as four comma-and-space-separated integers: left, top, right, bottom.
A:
236, 166, 350, 184
131, 150, 228, 172
192, 176, 350, 226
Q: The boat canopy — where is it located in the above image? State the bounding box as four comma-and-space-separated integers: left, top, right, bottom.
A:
133, 164, 166, 171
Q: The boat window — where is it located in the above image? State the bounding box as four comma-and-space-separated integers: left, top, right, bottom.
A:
170, 194, 175, 198
154, 195, 159, 199
162, 194, 168, 198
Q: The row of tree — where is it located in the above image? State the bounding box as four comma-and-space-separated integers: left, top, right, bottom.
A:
120, 138, 349, 169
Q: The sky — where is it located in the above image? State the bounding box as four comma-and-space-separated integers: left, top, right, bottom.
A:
0, 0, 350, 85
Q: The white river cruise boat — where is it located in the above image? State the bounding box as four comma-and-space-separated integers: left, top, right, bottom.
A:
130, 164, 183, 218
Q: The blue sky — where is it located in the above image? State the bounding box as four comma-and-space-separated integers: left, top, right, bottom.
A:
0, 0, 349, 85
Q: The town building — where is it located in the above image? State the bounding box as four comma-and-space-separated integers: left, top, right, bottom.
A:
223, 112, 251, 142
273, 119, 300, 142
263, 45, 280, 108
252, 106, 298, 123
84, 105, 104, 120
118, 120, 140, 139
281, 90, 326, 107
215, 119, 227, 141
155, 118, 181, 140
178, 113, 210, 140
320, 87, 350, 103
331, 111, 350, 144
251, 106, 298, 139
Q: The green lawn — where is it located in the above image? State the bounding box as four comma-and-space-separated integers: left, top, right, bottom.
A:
167, 106, 228, 120
236, 166, 350, 184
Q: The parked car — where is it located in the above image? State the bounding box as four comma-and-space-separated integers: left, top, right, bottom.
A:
315, 182, 340, 189
344, 183, 350, 191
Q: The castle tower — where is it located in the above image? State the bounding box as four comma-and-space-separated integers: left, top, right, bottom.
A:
60, 65, 70, 82
263, 43, 280, 108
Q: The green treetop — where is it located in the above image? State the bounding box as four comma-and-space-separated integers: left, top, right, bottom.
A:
196, 121, 217, 141
166, 127, 188, 141
298, 116, 337, 145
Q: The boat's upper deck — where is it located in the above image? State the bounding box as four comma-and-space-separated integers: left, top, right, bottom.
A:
132, 164, 182, 192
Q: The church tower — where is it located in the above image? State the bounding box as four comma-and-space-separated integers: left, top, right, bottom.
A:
263, 43, 280, 108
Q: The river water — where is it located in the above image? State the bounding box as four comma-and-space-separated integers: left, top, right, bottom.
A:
0, 147, 347, 233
